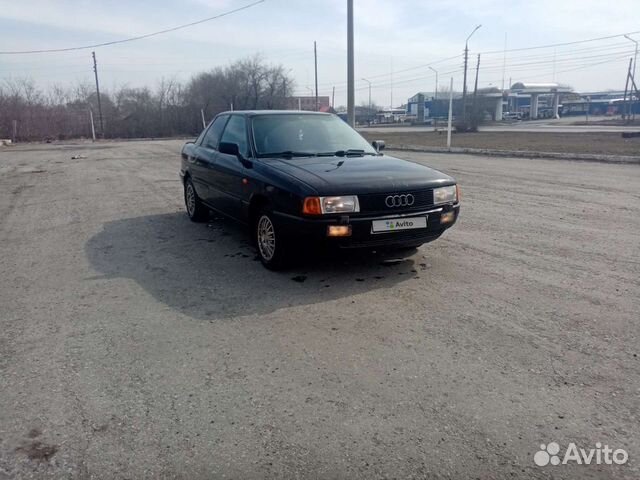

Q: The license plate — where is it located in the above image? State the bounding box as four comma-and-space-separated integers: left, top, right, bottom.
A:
371, 216, 427, 233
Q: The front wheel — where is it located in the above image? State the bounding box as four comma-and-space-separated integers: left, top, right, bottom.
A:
255, 209, 290, 270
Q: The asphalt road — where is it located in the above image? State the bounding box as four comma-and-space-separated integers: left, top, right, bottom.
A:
1, 140, 638, 479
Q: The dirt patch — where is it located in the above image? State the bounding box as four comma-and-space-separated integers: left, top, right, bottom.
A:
15, 441, 58, 461
361, 131, 640, 157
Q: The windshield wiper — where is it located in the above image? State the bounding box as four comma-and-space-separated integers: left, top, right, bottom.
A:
318, 149, 377, 157
258, 151, 317, 159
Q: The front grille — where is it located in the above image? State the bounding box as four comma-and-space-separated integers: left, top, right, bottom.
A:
358, 189, 434, 214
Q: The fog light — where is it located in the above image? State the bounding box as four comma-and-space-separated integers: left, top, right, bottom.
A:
327, 225, 352, 237
440, 212, 455, 224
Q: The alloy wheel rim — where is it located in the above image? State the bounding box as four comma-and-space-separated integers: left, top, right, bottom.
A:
257, 215, 276, 261
186, 184, 195, 216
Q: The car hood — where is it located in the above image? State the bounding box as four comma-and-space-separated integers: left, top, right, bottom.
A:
260, 154, 454, 195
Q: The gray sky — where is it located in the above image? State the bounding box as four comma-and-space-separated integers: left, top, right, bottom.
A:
1, 0, 639, 107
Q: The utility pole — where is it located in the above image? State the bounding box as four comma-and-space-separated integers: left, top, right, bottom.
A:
347, 0, 355, 126
314, 41, 319, 111
509, 76, 513, 110
447, 77, 453, 149
462, 47, 469, 121
390, 56, 393, 110
624, 35, 638, 120
89, 109, 96, 141
472, 54, 481, 120
92, 51, 104, 138
501, 32, 507, 92
362, 78, 372, 124
623, 58, 632, 121
429, 66, 438, 127
462, 25, 481, 122
631, 76, 640, 122
332, 86, 335, 109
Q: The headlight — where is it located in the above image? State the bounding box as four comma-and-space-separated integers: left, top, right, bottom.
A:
302, 196, 360, 215
321, 195, 360, 214
433, 185, 457, 205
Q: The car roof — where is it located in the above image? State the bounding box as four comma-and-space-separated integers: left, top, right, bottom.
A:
217, 110, 333, 117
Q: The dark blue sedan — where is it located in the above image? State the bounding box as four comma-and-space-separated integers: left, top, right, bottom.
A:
180, 111, 460, 269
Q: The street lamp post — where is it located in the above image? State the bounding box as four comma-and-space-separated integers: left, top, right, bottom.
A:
624, 35, 638, 120
429, 66, 438, 127
462, 24, 482, 122
362, 78, 372, 124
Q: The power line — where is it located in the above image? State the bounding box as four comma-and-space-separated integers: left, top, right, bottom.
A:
317, 66, 463, 96
326, 49, 634, 96
317, 42, 634, 91
313, 54, 461, 89
478, 30, 640, 55
478, 42, 635, 63
0, 0, 265, 55
312, 31, 640, 89
321, 31, 640, 91
6, 45, 632, 76
481, 55, 631, 86
478, 50, 634, 71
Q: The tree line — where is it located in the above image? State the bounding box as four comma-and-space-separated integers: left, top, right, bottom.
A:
0, 56, 295, 141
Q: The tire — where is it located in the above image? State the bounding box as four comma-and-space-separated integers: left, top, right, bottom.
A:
254, 208, 290, 270
184, 177, 208, 222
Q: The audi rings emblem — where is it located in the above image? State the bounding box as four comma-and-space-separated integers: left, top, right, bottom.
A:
385, 194, 415, 208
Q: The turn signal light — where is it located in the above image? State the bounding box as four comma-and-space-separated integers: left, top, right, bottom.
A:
456, 184, 461, 202
302, 197, 322, 215
327, 225, 352, 237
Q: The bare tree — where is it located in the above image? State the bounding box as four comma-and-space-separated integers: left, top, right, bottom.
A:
0, 55, 295, 140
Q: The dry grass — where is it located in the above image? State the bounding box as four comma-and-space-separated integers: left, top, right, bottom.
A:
361, 131, 640, 156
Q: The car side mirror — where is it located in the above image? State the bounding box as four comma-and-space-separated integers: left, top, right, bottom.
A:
372, 140, 385, 152
219, 141, 252, 168
219, 141, 240, 157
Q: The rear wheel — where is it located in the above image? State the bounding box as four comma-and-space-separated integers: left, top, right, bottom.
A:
255, 208, 290, 270
184, 177, 208, 222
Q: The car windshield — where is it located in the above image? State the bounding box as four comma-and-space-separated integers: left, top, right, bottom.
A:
251, 113, 377, 157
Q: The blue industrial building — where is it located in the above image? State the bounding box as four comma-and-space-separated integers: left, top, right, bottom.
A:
407, 83, 640, 122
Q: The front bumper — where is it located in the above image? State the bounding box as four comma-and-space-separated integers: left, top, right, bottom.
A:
274, 204, 459, 249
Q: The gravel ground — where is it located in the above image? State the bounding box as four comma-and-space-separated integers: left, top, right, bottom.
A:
0, 140, 638, 479
360, 131, 640, 156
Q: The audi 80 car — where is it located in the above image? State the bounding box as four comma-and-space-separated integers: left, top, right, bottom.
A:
180, 111, 460, 269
